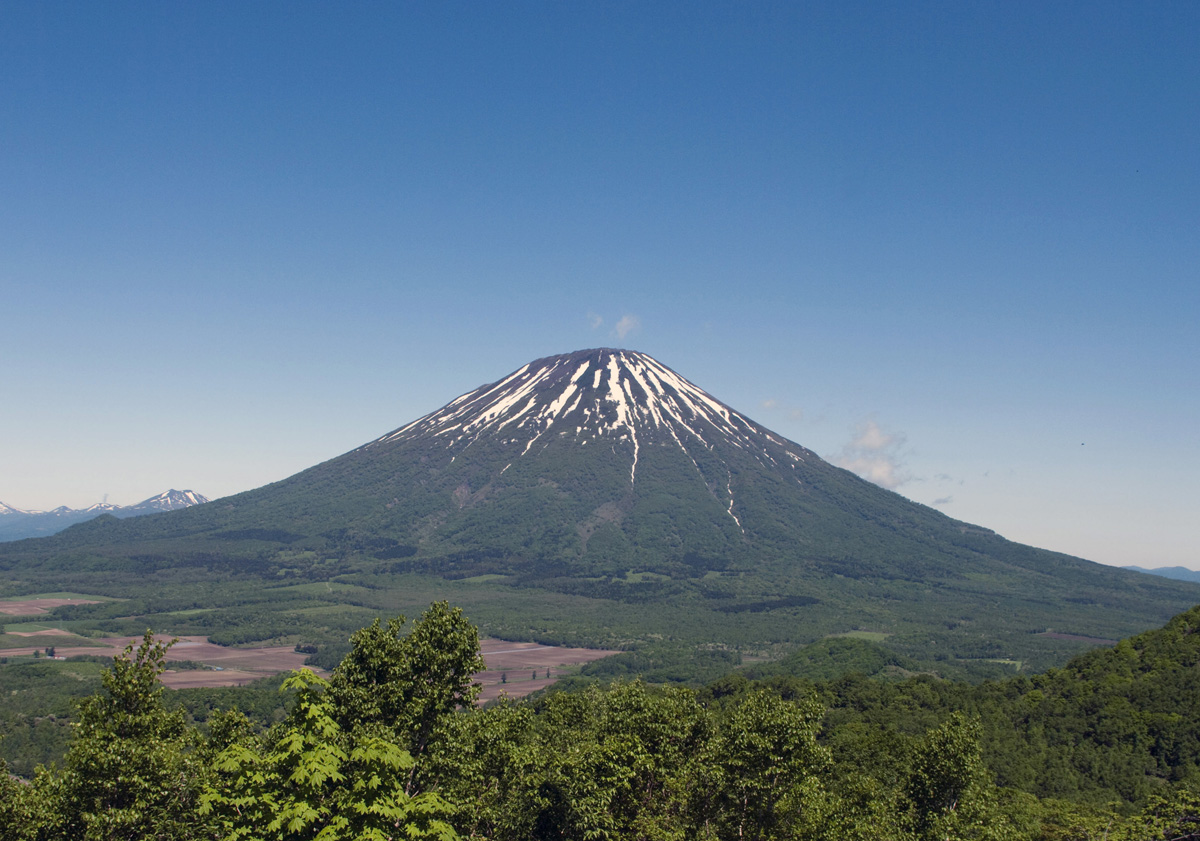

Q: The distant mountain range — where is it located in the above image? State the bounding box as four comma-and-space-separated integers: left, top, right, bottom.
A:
1122, 565, 1200, 584
0, 490, 209, 542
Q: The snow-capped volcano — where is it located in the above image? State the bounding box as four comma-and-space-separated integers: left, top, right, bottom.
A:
81, 503, 121, 514
371, 349, 812, 492
127, 489, 210, 513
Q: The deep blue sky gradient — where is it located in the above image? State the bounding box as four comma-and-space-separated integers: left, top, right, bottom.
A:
2, 2, 1197, 568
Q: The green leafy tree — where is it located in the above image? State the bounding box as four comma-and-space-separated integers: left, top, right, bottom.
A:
534, 681, 708, 840
326, 601, 483, 784
40, 630, 213, 841
1119, 783, 1200, 841
1027, 797, 1122, 841
201, 670, 456, 841
903, 712, 1009, 841
0, 755, 38, 841
425, 700, 539, 841
428, 681, 710, 841
203, 602, 483, 840
699, 689, 832, 841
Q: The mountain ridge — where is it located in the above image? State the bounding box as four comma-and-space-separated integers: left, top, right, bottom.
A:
0, 489, 209, 542
1123, 565, 1200, 584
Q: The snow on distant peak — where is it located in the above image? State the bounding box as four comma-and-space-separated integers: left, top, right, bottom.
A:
0, 490, 211, 519
0, 501, 36, 516
130, 489, 210, 511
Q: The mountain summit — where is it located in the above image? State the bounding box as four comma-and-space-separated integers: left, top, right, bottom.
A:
367, 348, 813, 533
125, 489, 210, 514
4, 349, 1196, 664
374, 348, 803, 491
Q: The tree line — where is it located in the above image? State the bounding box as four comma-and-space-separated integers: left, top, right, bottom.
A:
2, 601, 1199, 840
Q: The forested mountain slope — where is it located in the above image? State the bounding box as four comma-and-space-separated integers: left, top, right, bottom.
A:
805, 602, 1200, 806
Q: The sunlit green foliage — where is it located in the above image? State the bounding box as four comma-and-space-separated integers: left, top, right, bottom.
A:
201, 670, 456, 841
902, 712, 1008, 840
3, 602, 1200, 841
34, 631, 211, 841
327, 602, 483, 766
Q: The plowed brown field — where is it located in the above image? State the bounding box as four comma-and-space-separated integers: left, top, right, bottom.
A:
476, 640, 617, 702
3, 629, 616, 694
0, 597, 100, 616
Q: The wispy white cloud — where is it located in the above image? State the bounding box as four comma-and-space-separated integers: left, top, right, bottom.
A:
933, 495, 954, 506
612, 314, 640, 340
757, 399, 806, 423
834, 419, 910, 489
587, 312, 603, 330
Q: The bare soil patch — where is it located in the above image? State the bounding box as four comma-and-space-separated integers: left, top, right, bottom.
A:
96, 635, 318, 686
1, 644, 110, 657
2, 630, 615, 696
475, 639, 617, 703
1, 633, 317, 687
0, 598, 99, 616
114, 635, 315, 673
160, 669, 268, 689
7, 627, 76, 637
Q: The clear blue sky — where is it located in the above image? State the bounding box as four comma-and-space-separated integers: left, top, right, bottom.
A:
2, 2, 1197, 569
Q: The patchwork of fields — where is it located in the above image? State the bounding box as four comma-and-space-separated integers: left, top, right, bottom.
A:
0, 594, 616, 695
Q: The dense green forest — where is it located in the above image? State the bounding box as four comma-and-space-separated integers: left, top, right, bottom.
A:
3, 601, 1200, 840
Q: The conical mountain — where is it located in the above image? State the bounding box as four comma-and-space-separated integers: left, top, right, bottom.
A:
327, 347, 984, 580
48, 347, 999, 576
122, 489, 210, 514
349, 346, 827, 572
4, 348, 1197, 666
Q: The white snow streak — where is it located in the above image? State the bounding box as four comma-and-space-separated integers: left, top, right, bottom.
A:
365, 350, 790, 510
725, 474, 743, 532
605, 355, 639, 483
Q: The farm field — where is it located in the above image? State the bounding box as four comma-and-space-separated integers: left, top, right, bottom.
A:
0, 632, 314, 687
1, 624, 616, 694
0, 596, 105, 616
476, 639, 618, 702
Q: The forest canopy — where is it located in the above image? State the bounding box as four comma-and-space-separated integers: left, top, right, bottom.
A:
2, 601, 1200, 841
